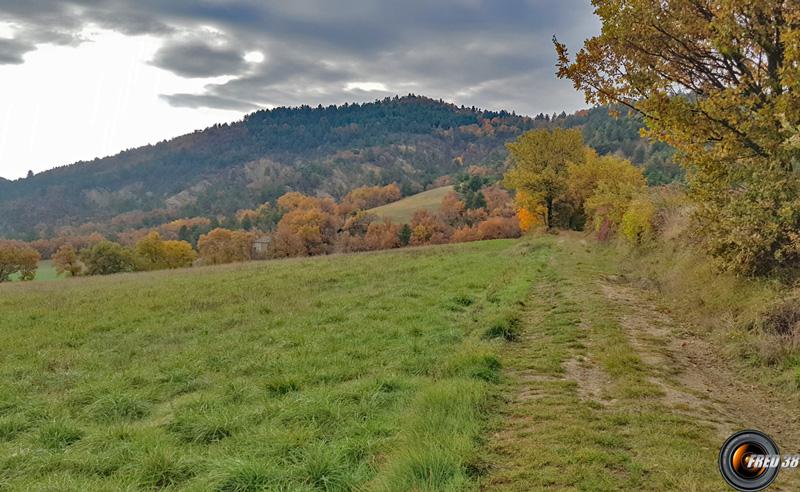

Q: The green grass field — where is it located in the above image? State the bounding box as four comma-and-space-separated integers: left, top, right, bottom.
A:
0, 240, 541, 490
8, 260, 60, 282
368, 186, 454, 224
3, 236, 794, 491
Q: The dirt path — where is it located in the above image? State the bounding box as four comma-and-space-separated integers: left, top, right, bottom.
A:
483, 239, 800, 491
601, 278, 800, 490
602, 279, 800, 444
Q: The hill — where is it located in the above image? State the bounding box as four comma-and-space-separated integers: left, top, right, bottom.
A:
0, 96, 533, 239
0, 97, 680, 240
368, 185, 454, 224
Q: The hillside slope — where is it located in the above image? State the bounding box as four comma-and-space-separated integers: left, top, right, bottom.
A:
368, 185, 454, 224
0, 98, 681, 240
0, 96, 533, 239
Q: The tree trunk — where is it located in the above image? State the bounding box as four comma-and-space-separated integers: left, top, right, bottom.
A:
545, 196, 553, 230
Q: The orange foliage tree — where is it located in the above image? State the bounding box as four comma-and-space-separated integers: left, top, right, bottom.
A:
198, 228, 256, 265
53, 245, 83, 277
410, 210, 451, 245
0, 243, 40, 282
270, 192, 341, 257
338, 184, 402, 214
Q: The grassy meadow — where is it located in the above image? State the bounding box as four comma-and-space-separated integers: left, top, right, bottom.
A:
368, 186, 453, 224
8, 260, 60, 282
0, 239, 543, 490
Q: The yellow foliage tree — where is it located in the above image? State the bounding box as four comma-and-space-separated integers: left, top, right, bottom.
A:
621, 194, 657, 245
513, 190, 546, 232
505, 128, 586, 229
135, 231, 196, 270
582, 156, 648, 236
555, 0, 800, 274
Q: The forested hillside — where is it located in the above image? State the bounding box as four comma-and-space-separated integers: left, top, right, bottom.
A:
0, 96, 679, 240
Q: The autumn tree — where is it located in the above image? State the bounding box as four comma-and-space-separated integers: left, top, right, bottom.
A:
160, 240, 198, 269
410, 210, 451, 245
505, 128, 586, 229
197, 228, 256, 265
135, 231, 166, 269
80, 241, 138, 275
364, 219, 401, 250
336, 211, 378, 252
53, 245, 83, 277
482, 185, 515, 217
439, 192, 467, 226
555, 0, 800, 275
583, 158, 648, 238
274, 207, 340, 256
339, 184, 402, 214
566, 150, 648, 236
0, 244, 40, 282
135, 231, 196, 270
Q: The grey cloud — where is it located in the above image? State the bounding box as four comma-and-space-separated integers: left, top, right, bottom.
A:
0, 38, 35, 64
0, 0, 600, 115
151, 41, 248, 78
160, 93, 258, 111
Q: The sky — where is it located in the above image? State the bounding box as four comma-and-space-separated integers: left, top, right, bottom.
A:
0, 1, 600, 180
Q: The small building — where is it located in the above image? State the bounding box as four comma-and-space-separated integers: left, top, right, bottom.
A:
253, 235, 272, 257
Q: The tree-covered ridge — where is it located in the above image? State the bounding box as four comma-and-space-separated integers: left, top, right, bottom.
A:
0, 95, 679, 240
561, 106, 680, 185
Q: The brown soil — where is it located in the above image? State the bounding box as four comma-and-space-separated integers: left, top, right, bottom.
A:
601, 279, 800, 490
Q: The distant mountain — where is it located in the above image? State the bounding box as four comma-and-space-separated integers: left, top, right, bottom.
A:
0, 96, 680, 240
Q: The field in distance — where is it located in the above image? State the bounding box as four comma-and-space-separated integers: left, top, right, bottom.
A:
368, 185, 453, 224
8, 260, 59, 282
0, 239, 540, 490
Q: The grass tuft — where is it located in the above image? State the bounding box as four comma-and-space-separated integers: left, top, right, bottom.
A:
38, 420, 84, 449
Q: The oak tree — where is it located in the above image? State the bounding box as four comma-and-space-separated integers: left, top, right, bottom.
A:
555, 0, 800, 274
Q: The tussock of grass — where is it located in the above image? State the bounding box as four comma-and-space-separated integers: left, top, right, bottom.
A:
212, 460, 280, 491
167, 400, 241, 444
482, 312, 521, 341
37, 420, 84, 449
130, 447, 195, 489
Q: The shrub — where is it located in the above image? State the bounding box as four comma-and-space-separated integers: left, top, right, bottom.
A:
621, 194, 656, 245
451, 226, 482, 243
80, 241, 137, 275
476, 217, 521, 240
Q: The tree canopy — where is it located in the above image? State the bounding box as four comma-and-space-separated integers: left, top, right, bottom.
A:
556, 0, 800, 275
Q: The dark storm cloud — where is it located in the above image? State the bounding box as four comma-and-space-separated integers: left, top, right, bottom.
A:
0, 0, 600, 115
0, 38, 35, 64
151, 41, 248, 78
161, 93, 258, 111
